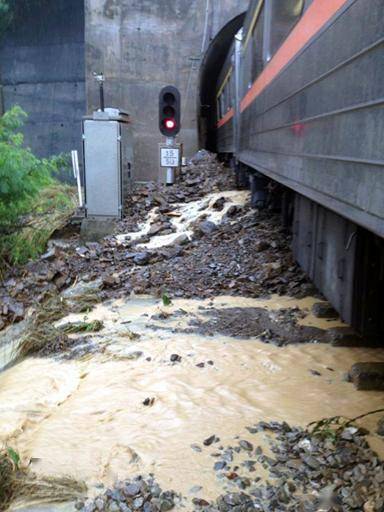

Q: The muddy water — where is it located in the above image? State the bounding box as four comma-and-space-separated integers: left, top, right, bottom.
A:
1, 295, 384, 508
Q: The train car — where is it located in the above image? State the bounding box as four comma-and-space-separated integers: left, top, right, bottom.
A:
215, 0, 384, 339
216, 41, 236, 156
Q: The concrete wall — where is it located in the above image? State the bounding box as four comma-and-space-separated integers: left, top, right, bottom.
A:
0, 0, 85, 159
85, 0, 247, 181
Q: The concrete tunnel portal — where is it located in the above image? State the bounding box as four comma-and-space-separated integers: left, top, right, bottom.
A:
198, 12, 246, 153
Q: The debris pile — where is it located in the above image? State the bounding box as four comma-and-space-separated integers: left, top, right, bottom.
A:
76, 476, 179, 512
191, 421, 384, 511
0, 152, 311, 332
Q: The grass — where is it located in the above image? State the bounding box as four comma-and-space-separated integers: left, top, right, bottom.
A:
0, 182, 77, 271
0, 445, 86, 510
59, 320, 104, 334
0, 448, 17, 507
15, 292, 103, 360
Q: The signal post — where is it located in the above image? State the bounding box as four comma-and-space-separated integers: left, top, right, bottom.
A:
158, 86, 182, 186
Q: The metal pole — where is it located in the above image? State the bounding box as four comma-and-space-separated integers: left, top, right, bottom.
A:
166, 136, 175, 186
234, 29, 243, 161
99, 81, 105, 112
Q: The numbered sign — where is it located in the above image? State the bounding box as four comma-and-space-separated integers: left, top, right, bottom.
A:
160, 147, 180, 168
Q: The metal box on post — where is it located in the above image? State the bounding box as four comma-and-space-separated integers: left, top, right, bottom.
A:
82, 109, 133, 220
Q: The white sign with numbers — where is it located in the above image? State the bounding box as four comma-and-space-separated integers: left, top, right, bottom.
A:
160, 147, 180, 168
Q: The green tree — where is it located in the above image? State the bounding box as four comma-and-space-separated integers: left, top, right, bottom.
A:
0, 106, 77, 267
0, 105, 55, 230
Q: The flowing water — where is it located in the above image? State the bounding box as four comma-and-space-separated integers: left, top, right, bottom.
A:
1, 294, 384, 510
116, 190, 250, 249
2, 191, 384, 509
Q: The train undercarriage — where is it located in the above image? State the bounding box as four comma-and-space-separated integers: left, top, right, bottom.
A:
231, 159, 384, 341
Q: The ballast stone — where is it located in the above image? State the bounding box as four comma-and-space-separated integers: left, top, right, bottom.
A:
349, 362, 384, 390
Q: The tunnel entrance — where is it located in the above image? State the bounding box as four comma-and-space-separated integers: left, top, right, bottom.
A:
198, 13, 245, 152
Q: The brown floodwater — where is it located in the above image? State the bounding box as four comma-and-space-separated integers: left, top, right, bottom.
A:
1, 294, 384, 509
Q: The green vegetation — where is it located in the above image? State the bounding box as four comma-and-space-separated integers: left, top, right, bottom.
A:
0, 106, 76, 267
1, 443, 86, 509
0, 447, 17, 506
59, 320, 104, 334
307, 408, 384, 441
0, 0, 48, 35
162, 292, 172, 306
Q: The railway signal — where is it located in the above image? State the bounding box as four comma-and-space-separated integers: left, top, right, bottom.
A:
158, 86, 182, 185
159, 86, 181, 137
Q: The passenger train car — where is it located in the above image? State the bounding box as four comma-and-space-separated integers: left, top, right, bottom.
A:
215, 0, 384, 338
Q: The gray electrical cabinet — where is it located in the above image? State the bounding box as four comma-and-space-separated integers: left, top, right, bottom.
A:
83, 109, 133, 219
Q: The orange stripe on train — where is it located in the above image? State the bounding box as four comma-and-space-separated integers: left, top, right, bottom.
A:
240, 0, 349, 113
217, 107, 234, 128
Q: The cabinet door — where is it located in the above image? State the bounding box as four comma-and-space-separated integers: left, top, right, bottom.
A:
84, 120, 120, 217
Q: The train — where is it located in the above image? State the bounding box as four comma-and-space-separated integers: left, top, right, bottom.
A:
213, 0, 384, 339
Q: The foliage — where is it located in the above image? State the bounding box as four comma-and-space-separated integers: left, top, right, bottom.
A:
0, 447, 18, 506
0, 106, 76, 266
0, 106, 55, 227
1, 183, 76, 265
162, 292, 172, 306
59, 320, 104, 334
0, 0, 12, 35
0, 0, 49, 36
307, 408, 384, 441
6, 448, 20, 470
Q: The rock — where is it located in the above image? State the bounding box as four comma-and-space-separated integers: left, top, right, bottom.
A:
172, 234, 189, 246
170, 354, 182, 363
312, 302, 338, 319
239, 440, 253, 451
329, 327, 365, 347
214, 461, 227, 471
40, 247, 56, 260
254, 241, 270, 252
148, 223, 163, 236
197, 221, 217, 236
143, 397, 155, 407
349, 362, 384, 390
125, 351, 143, 360
302, 454, 320, 470
103, 275, 120, 288
226, 205, 239, 217
7, 301, 24, 319
211, 197, 226, 211
94, 498, 105, 511
134, 252, 151, 266
377, 417, 384, 436
192, 498, 209, 507
160, 499, 174, 511
191, 444, 202, 452
133, 497, 144, 509
124, 482, 141, 496
203, 434, 218, 446
189, 486, 203, 494
190, 149, 211, 164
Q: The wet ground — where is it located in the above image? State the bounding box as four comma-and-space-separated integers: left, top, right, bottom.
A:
1, 153, 384, 511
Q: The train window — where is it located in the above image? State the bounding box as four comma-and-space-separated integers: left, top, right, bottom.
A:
219, 94, 225, 118
217, 97, 222, 121
251, 3, 265, 81
268, 0, 304, 58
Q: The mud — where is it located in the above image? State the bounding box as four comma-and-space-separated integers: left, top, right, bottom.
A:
152, 306, 327, 346
1, 153, 384, 511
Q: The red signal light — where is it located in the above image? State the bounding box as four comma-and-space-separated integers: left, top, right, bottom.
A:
165, 119, 176, 130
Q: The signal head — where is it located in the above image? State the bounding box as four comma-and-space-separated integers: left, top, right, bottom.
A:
159, 86, 181, 137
